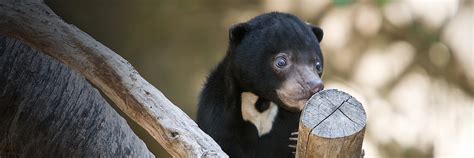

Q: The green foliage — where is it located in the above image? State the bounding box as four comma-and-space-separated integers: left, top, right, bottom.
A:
376, 0, 392, 6
333, 0, 353, 6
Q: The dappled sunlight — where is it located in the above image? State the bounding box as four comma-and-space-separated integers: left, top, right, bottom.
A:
428, 42, 451, 68
320, 7, 353, 51
298, 0, 331, 18
355, 4, 383, 36
384, 1, 414, 27
353, 41, 416, 89
405, 0, 459, 29
295, 0, 471, 157
442, 6, 474, 89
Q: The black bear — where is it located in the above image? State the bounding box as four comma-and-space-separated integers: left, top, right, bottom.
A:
197, 12, 325, 158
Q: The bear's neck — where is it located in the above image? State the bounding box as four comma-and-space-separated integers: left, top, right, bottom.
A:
205, 56, 242, 107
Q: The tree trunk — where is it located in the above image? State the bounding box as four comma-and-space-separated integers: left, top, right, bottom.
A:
0, 36, 154, 157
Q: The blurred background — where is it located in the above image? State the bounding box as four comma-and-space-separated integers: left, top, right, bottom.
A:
45, 0, 472, 157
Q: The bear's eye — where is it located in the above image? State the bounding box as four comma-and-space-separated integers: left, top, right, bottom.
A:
315, 61, 323, 73
275, 56, 287, 68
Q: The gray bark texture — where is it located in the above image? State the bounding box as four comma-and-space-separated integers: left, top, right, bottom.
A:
0, 35, 154, 157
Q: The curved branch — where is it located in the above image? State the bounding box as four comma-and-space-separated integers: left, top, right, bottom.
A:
0, 0, 227, 157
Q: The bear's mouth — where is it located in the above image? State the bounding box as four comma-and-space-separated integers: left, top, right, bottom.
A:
275, 93, 311, 112
274, 68, 324, 112
289, 90, 315, 101
294, 94, 313, 101
276, 88, 322, 112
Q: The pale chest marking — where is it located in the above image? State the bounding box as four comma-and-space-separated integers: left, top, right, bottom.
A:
241, 92, 278, 137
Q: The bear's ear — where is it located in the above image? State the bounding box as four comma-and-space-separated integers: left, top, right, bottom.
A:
229, 23, 249, 47
310, 26, 324, 43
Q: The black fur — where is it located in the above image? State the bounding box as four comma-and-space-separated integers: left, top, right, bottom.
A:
197, 12, 324, 157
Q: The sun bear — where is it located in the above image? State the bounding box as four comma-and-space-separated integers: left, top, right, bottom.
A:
197, 12, 325, 158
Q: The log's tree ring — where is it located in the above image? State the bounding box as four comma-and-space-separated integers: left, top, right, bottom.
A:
296, 89, 367, 158
302, 89, 367, 138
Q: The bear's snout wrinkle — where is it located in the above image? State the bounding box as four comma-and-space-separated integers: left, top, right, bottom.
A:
298, 65, 324, 95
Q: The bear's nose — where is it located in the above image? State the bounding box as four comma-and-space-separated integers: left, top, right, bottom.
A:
308, 80, 324, 94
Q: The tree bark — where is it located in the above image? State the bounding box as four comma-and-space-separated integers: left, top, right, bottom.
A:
296, 89, 366, 158
0, 0, 226, 157
0, 36, 154, 157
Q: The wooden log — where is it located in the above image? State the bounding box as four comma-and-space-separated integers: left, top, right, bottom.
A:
0, 0, 227, 157
296, 89, 366, 158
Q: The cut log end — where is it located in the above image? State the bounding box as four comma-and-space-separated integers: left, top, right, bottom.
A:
296, 89, 367, 158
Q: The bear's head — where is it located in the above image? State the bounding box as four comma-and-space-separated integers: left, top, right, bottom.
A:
228, 12, 325, 112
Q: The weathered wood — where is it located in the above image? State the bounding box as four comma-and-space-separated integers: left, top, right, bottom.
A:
0, 36, 154, 157
296, 89, 366, 158
0, 0, 227, 157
